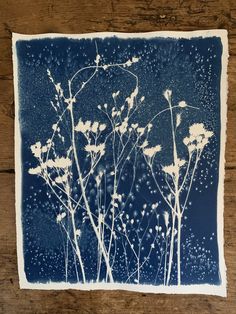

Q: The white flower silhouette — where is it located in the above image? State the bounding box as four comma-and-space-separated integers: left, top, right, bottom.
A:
85, 143, 105, 155
56, 212, 66, 223
30, 142, 42, 158
183, 123, 213, 152
143, 145, 162, 157
178, 100, 187, 108
163, 89, 172, 102
28, 166, 41, 175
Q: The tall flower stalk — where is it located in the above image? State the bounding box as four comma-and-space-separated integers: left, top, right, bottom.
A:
142, 89, 214, 285
28, 50, 160, 283
28, 49, 214, 285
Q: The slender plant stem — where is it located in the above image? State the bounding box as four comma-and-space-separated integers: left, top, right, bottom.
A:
68, 94, 114, 283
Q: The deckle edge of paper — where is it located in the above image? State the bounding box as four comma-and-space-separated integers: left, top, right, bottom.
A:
12, 29, 227, 41
13, 30, 228, 296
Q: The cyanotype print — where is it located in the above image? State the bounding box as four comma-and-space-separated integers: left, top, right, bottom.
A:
13, 31, 227, 295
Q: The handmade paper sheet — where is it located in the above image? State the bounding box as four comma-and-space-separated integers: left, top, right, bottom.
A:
13, 30, 228, 296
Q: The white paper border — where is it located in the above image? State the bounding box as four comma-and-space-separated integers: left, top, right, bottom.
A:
12, 30, 228, 296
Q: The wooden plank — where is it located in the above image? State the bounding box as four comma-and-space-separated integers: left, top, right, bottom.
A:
0, 0, 236, 313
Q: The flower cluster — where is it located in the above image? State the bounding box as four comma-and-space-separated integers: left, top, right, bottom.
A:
49, 157, 72, 168
54, 174, 68, 184
28, 166, 42, 175
183, 123, 214, 153
28, 157, 72, 176
75, 120, 106, 134
30, 140, 53, 159
124, 56, 140, 67
126, 87, 138, 110
137, 127, 145, 136
143, 145, 162, 158
115, 118, 129, 134
56, 212, 66, 223
162, 158, 186, 177
30, 142, 42, 158
85, 143, 105, 155
111, 105, 125, 119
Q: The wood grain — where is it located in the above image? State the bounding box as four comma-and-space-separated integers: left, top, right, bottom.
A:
0, 0, 235, 313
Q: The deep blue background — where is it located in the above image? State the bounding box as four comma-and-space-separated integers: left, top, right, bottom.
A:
16, 34, 222, 285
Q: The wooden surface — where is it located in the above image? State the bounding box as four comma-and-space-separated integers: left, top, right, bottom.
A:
0, 0, 236, 313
